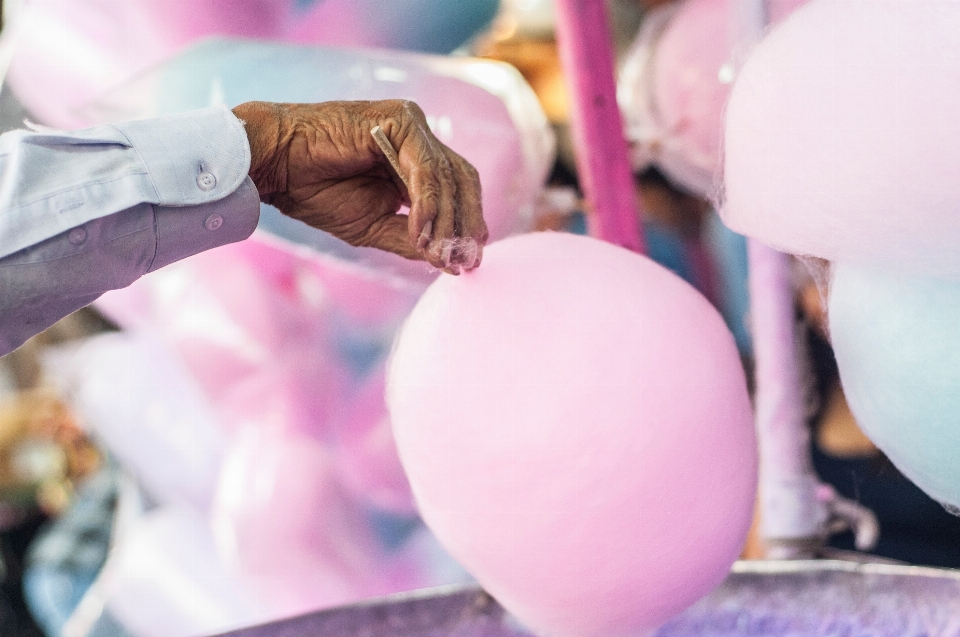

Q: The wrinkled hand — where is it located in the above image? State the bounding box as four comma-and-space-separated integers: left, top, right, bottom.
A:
233, 100, 487, 274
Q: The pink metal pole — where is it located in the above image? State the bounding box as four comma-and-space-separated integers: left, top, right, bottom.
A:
553, 0, 646, 253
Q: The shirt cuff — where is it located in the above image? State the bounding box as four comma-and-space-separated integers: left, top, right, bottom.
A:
149, 176, 261, 272
113, 106, 251, 208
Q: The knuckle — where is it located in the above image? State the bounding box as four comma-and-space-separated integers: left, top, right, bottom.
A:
417, 184, 441, 208
400, 100, 426, 120
464, 163, 480, 183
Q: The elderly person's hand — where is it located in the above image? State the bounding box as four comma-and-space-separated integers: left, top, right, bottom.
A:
233, 100, 487, 274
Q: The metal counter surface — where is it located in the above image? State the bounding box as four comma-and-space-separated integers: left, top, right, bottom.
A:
215, 560, 960, 637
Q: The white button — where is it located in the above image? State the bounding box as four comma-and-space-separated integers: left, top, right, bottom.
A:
68, 227, 87, 245
205, 214, 224, 231
197, 172, 217, 191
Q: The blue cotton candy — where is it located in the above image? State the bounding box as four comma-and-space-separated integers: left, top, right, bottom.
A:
829, 263, 960, 512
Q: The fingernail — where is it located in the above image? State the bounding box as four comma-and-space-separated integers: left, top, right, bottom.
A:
462, 238, 479, 269
417, 220, 433, 249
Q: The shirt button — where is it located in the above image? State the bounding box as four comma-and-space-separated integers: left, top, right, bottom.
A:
205, 214, 224, 231
197, 172, 217, 191
68, 227, 87, 245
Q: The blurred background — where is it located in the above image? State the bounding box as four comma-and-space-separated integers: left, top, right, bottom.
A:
1, 1, 959, 635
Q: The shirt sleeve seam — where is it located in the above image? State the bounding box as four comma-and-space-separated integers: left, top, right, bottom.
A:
5, 169, 151, 213
147, 203, 160, 272
111, 125, 162, 202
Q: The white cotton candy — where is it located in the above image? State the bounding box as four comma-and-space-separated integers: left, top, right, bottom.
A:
723, 0, 960, 279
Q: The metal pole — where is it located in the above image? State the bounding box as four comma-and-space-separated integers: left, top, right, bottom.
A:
553, 0, 645, 253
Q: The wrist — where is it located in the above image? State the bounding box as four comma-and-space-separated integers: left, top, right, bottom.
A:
232, 101, 287, 201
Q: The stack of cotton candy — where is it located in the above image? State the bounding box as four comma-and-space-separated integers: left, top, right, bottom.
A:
6, 0, 498, 129
387, 233, 756, 637
722, 0, 960, 512
618, 0, 807, 197
331, 371, 416, 515
283, 0, 498, 54
97, 235, 355, 437
73, 235, 462, 634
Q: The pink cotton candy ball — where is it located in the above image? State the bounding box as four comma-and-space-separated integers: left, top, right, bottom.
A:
723, 0, 960, 277
619, 0, 807, 197
387, 232, 755, 637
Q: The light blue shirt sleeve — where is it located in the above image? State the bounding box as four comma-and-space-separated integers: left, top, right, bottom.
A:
0, 106, 261, 355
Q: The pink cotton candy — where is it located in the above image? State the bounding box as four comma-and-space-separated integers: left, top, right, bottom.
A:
333, 369, 417, 515
723, 0, 960, 278
618, 0, 807, 197
212, 428, 415, 618
387, 232, 756, 637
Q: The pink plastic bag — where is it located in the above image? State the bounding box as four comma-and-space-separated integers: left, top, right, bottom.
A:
212, 426, 423, 618
618, 0, 807, 197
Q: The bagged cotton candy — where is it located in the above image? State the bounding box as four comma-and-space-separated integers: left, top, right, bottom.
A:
212, 427, 402, 618
101, 506, 268, 637
332, 370, 416, 515
44, 332, 226, 511
829, 263, 960, 512
284, 0, 498, 54
723, 0, 960, 278
387, 232, 756, 637
7, 0, 497, 128
618, 0, 806, 197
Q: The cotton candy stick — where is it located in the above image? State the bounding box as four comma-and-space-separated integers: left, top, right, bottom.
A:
733, 0, 828, 555
553, 0, 646, 253
747, 240, 828, 553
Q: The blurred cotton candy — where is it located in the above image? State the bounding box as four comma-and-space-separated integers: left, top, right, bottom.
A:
723, 0, 960, 278
829, 263, 960, 513
87, 233, 466, 630
6, 0, 497, 128
332, 370, 416, 516
95, 234, 420, 441
101, 506, 268, 637
212, 427, 413, 618
283, 0, 499, 53
388, 232, 756, 637
44, 332, 226, 511
618, 0, 807, 197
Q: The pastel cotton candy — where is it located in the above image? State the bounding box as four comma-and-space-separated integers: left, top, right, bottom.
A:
618, 0, 806, 197
212, 427, 408, 618
387, 232, 756, 637
333, 370, 416, 515
7, 0, 497, 128
103, 506, 268, 637
44, 332, 226, 511
829, 263, 960, 511
723, 0, 960, 277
